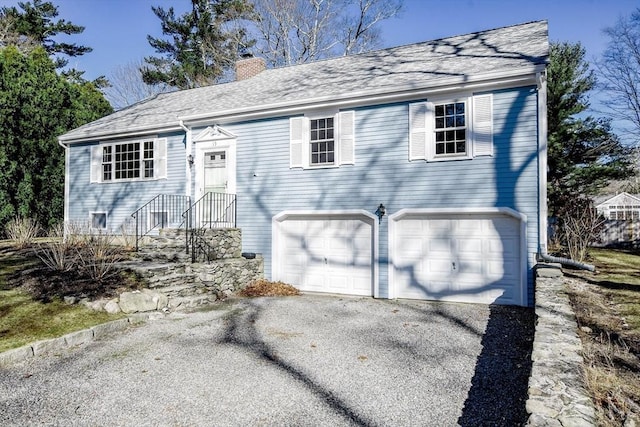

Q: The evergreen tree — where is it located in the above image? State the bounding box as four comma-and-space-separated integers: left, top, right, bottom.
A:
0, 0, 91, 67
142, 0, 256, 89
547, 42, 633, 216
0, 46, 112, 230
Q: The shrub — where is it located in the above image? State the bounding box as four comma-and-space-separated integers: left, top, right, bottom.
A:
5, 216, 40, 248
75, 231, 123, 282
36, 224, 74, 272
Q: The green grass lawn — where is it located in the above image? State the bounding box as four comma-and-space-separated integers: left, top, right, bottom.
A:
0, 241, 125, 353
583, 248, 640, 330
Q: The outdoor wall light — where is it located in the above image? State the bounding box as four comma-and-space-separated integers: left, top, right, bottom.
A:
375, 203, 386, 223
187, 154, 194, 166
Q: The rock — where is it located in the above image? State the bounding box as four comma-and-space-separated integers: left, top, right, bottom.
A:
104, 299, 121, 314
579, 326, 592, 334
63, 296, 77, 305
119, 290, 164, 313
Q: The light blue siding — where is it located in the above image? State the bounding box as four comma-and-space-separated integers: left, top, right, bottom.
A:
231, 86, 540, 304
64, 85, 541, 305
66, 132, 186, 232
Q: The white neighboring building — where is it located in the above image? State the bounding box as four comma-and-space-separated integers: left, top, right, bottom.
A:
595, 192, 640, 220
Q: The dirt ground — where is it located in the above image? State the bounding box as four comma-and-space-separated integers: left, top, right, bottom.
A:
565, 276, 640, 426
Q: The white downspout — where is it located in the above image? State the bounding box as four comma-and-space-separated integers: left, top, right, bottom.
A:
57, 139, 70, 230
537, 71, 548, 257
179, 120, 192, 199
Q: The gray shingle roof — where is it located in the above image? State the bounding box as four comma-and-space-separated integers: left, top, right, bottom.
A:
60, 20, 548, 143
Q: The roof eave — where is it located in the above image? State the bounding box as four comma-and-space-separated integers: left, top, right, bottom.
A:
181, 65, 545, 126
58, 124, 184, 144
58, 63, 546, 144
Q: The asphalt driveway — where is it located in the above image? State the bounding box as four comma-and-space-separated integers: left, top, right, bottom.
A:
0, 295, 534, 426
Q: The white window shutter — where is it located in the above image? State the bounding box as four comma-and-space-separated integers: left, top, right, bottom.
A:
90, 145, 102, 183
472, 94, 493, 157
409, 102, 429, 161
290, 117, 306, 168
154, 138, 167, 179
338, 111, 355, 165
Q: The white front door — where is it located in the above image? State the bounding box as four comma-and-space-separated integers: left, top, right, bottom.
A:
203, 151, 227, 194
193, 134, 236, 228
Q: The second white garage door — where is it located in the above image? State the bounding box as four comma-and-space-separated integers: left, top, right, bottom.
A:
273, 212, 375, 296
390, 210, 524, 305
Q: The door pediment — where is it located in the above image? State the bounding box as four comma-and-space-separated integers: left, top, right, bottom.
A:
193, 125, 236, 143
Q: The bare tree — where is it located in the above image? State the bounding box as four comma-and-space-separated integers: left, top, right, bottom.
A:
103, 59, 171, 110
250, 0, 402, 67
598, 9, 640, 144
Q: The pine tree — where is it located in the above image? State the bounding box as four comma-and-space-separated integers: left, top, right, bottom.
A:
0, 0, 91, 67
547, 42, 633, 216
142, 0, 255, 89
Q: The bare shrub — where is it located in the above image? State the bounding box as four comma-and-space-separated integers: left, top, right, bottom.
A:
118, 220, 136, 250
5, 216, 40, 248
560, 198, 605, 262
75, 231, 123, 282
63, 220, 90, 247
36, 224, 75, 272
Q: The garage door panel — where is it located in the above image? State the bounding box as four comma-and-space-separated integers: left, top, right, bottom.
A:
393, 213, 523, 305
276, 215, 374, 297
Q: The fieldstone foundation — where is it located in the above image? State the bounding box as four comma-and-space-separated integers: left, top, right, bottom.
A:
526, 268, 596, 426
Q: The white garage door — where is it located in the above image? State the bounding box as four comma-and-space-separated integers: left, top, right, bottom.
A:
273, 213, 375, 296
391, 212, 524, 305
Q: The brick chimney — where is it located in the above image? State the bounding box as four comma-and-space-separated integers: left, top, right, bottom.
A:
235, 56, 266, 81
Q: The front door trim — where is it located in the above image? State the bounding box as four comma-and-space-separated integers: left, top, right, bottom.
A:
193, 126, 236, 198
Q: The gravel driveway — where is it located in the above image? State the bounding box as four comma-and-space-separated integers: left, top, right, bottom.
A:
0, 295, 534, 426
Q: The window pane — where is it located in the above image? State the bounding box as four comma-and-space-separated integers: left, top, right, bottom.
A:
91, 213, 106, 229
435, 105, 444, 116
446, 117, 455, 127
319, 130, 326, 140
327, 117, 333, 127
446, 142, 455, 153
445, 104, 454, 115
435, 118, 444, 129
318, 118, 325, 128
456, 141, 466, 153
328, 152, 334, 163
311, 130, 318, 140
456, 102, 465, 114
311, 120, 317, 130
436, 143, 444, 154
320, 153, 326, 163
328, 141, 334, 151
445, 130, 455, 141
456, 129, 466, 140
436, 131, 444, 142
327, 128, 334, 139
312, 153, 318, 164
456, 115, 465, 126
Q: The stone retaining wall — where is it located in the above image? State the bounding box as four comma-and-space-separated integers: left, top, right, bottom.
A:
141, 228, 242, 261
526, 273, 596, 426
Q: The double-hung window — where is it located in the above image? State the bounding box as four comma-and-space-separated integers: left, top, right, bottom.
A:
310, 117, 335, 166
91, 138, 167, 183
290, 111, 355, 169
435, 101, 467, 156
409, 93, 493, 161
